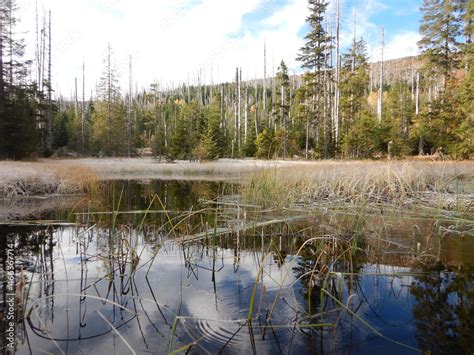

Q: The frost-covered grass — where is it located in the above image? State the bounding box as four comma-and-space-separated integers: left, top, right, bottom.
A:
1, 159, 473, 212
52, 158, 300, 181
0, 161, 97, 198
241, 160, 474, 210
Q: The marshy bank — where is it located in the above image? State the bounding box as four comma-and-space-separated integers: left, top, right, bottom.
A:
0, 173, 473, 353
242, 160, 474, 211
0, 177, 473, 354
1, 159, 472, 219
0, 161, 97, 198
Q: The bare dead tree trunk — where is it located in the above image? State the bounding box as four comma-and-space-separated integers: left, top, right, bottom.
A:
8, 1, 13, 87
238, 67, 242, 153
0, 11, 5, 114
263, 40, 267, 129
334, 0, 340, 148
233, 68, 238, 157
221, 84, 227, 136
244, 86, 249, 145
281, 84, 287, 158
254, 81, 259, 137
271, 55, 276, 131
377, 27, 384, 122
107, 43, 112, 152
369, 63, 373, 93
127, 54, 132, 157
82, 61, 85, 152
416, 72, 420, 115
47, 11, 52, 151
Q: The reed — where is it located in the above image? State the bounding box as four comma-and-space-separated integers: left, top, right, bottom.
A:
241, 161, 474, 209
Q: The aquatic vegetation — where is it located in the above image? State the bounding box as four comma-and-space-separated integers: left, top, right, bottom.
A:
1, 179, 473, 354
241, 160, 474, 210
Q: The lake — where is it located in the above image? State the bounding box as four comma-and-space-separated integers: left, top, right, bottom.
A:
1, 179, 473, 354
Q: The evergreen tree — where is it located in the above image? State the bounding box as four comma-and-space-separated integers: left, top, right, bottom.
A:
194, 94, 228, 160
92, 44, 126, 156
296, 0, 333, 158
383, 81, 414, 157
0, 0, 39, 159
453, 0, 474, 158
275, 60, 290, 158
418, 0, 464, 89
170, 101, 204, 160
417, 0, 467, 155
339, 37, 370, 151
52, 111, 70, 150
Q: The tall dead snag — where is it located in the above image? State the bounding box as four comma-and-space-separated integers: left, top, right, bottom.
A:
238, 67, 242, 153
244, 85, 249, 145
46, 10, 52, 151
377, 27, 384, 122
263, 40, 267, 129
81, 61, 85, 151
127, 54, 132, 157
220, 83, 225, 135
415, 71, 420, 116
334, 0, 340, 148
233, 67, 238, 157
0, 5, 5, 114
254, 81, 259, 136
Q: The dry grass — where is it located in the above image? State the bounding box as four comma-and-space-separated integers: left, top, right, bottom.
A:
241, 160, 474, 209
0, 161, 97, 198
1, 159, 473, 210
48, 158, 297, 181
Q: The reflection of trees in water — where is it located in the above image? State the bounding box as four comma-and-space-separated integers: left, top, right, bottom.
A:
411, 265, 474, 354
90, 180, 227, 228
293, 238, 368, 314
0, 226, 55, 352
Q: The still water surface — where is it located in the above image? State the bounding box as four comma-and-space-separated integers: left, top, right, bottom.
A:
1, 180, 473, 354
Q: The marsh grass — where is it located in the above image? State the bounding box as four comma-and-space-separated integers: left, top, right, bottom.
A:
18, 201, 466, 354
0, 161, 98, 198
11, 167, 474, 353
53, 158, 297, 181
241, 161, 474, 210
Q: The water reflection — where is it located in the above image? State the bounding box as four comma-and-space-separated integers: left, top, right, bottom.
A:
0, 180, 473, 354
411, 265, 474, 354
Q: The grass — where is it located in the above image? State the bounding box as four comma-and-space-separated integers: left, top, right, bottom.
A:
49, 157, 298, 181
14, 185, 472, 353
0, 161, 97, 198
241, 160, 474, 210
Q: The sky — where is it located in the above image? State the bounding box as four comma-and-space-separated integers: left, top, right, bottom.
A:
16, 0, 423, 97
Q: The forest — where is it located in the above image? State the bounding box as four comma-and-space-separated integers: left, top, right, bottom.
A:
0, 0, 472, 161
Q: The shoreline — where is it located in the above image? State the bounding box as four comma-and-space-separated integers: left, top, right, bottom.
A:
0, 158, 472, 208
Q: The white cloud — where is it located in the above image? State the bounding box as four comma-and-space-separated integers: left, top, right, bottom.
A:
14, 0, 420, 97
17, 0, 267, 95
383, 31, 420, 60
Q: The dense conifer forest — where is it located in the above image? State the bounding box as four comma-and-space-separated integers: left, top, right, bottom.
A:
0, 0, 472, 160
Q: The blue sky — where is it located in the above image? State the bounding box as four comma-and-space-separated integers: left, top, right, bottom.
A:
18, 0, 424, 96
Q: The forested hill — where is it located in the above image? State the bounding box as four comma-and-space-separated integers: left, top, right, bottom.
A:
0, 0, 472, 160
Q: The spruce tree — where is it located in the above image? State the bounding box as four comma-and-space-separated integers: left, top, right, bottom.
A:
417, 0, 467, 155
453, 0, 473, 158
92, 44, 126, 156
339, 38, 370, 143
0, 0, 39, 159
296, 0, 333, 158
418, 0, 464, 89
275, 60, 290, 157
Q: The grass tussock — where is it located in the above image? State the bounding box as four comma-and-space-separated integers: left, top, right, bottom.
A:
241, 161, 474, 208
51, 158, 296, 181
0, 161, 98, 198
